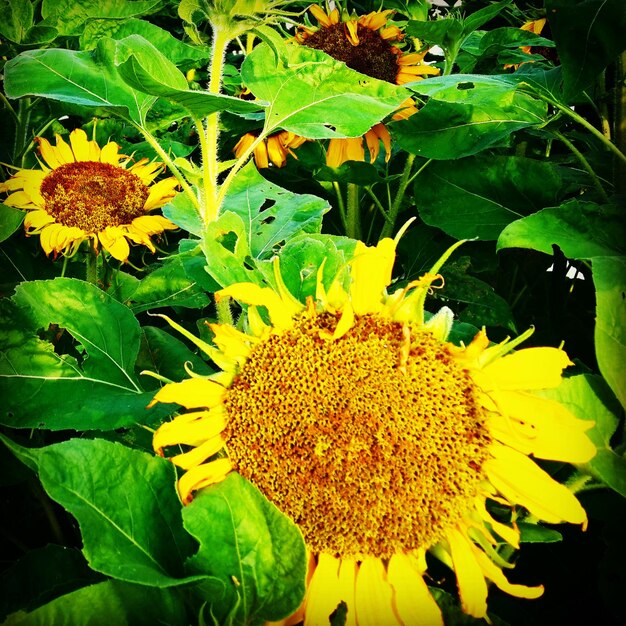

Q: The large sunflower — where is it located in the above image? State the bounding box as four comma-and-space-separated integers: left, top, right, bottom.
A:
296, 4, 439, 167
0, 129, 178, 262
150, 235, 595, 624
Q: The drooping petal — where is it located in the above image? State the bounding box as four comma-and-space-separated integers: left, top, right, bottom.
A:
149, 378, 225, 409
153, 409, 227, 451
177, 458, 232, 504
304, 554, 342, 626
99, 227, 130, 261
36, 137, 66, 169
143, 178, 179, 210
354, 558, 400, 626
388, 553, 443, 625
170, 434, 225, 470
447, 526, 488, 618
485, 444, 588, 526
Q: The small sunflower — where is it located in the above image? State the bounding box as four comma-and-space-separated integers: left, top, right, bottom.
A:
233, 130, 307, 168
296, 4, 439, 167
150, 235, 595, 624
0, 129, 179, 262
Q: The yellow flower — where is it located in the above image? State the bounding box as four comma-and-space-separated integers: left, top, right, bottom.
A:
296, 4, 439, 167
0, 129, 179, 261
233, 130, 307, 168
150, 235, 595, 624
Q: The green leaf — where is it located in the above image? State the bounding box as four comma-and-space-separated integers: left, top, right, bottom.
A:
0, 278, 172, 431
539, 374, 626, 497
162, 192, 203, 236
116, 36, 263, 118
413, 155, 565, 240
0, 0, 33, 43
183, 472, 306, 624
545, 0, 626, 98
4, 580, 189, 626
80, 18, 209, 72
36, 438, 203, 587
592, 256, 626, 411
221, 161, 330, 259
241, 41, 409, 138
405, 18, 465, 49
0, 545, 103, 622
0, 204, 25, 243
123, 257, 211, 313
518, 523, 563, 543
138, 326, 214, 384
40, 0, 162, 37
461, 0, 512, 34
497, 200, 625, 258
3, 44, 156, 124
395, 75, 547, 159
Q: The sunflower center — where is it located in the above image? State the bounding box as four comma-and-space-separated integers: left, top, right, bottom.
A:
303, 23, 399, 84
40, 162, 149, 232
224, 312, 492, 560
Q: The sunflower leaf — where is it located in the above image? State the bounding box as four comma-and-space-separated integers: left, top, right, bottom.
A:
0, 204, 25, 243
241, 41, 409, 138
3, 580, 190, 626
412, 155, 565, 240
22, 437, 206, 588
0, 278, 174, 431
220, 161, 330, 259
183, 472, 306, 624
395, 74, 547, 159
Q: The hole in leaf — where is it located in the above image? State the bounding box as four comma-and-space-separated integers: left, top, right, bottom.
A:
218, 231, 238, 253
457, 82, 475, 90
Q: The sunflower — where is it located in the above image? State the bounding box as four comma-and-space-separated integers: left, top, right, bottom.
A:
504, 18, 548, 69
233, 130, 308, 168
296, 4, 439, 167
0, 129, 179, 262
150, 234, 595, 624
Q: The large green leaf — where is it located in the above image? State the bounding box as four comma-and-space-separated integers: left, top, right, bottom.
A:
220, 161, 330, 259
116, 35, 263, 118
498, 200, 625, 258
592, 256, 626, 410
540, 375, 626, 497
240, 41, 409, 138
40, 0, 162, 36
4, 580, 188, 626
394, 75, 547, 159
0, 204, 25, 243
413, 155, 565, 240
0, 0, 33, 43
33, 438, 203, 587
0, 278, 172, 431
3, 44, 155, 124
545, 0, 626, 98
183, 472, 306, 624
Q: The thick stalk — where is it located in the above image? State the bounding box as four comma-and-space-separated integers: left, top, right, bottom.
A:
346, 183, 361, 240
14, 98, 32, 165
380, 153, 416, 240
204, 26, 232, 223
85, 242, 99, 286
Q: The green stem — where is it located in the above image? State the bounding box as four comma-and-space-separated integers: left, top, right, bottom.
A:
131, 122, 198, 209
346, 182, 361, 240
553, 130, 610, 202
204, 25, 232, 223
333, 181, 348, 232
381, 153, 416, 239
14, 98, 32, 165
216, 294, 234, 326
536, 92, 626, 165
363, 186, 393, 225
85, 243, 99, 286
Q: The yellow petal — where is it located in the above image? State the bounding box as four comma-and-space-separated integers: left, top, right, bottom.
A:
267, 134, 288, 167
217, 282, 301, 331
447, 526, 488, 618
475, 497, 520, 548
39, 223, 65, 255
310, 4, 334, 27
326, 139, 348, 168
130, 214, 177, 235
178, 458, 232, 504
354, 557, 400, 626
481, 347, 573, 391
388, 553, 443, 625
170, 434, 225, 470
254, 139, 270, 169
349, 238, 396, 315
344, 19, 359, 45
337, 559, 357, 626
99, 228, 130, 261
37, 136, 65, 169
234, 133, 256, 159
99, 140, 122, 165
143, 178, 179, 211
150, 378, 225, 409
364, 128, 381, 163
4, 190, 38, 209
209, 322, 255, 362
472, 545, 544, 599
69, 129, 97, 161
321, 301, 354, 341
24, 210, 55, 231
153, 409, 226, 451
488, 390, 596, 463
304, 553, 342, 626
485, 444, 587, 526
